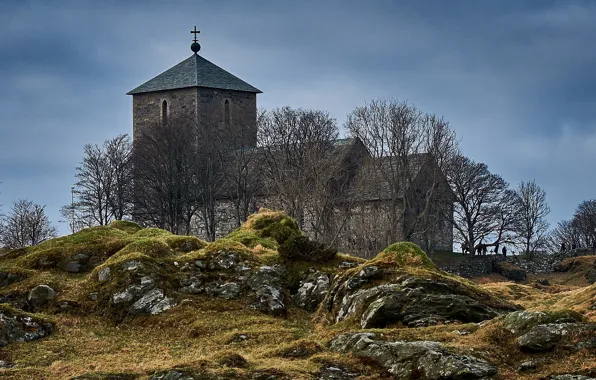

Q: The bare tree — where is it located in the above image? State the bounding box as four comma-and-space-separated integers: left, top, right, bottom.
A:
346, 99, 458, 252
485, 189, 520, 253
1, 199, 57, 248
258, 106, 340, 236
514, 180, 550, 257
549, 219, 582, 251
571, 200, 596, 248
446, 155, 509, 254
215, 109, 266, 228
133, 116, 198, 234
64, 135, 133, 230
105, 135, 133, 220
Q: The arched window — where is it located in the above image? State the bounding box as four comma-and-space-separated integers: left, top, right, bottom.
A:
224, 99, 231, 126
161, 100, 168, 125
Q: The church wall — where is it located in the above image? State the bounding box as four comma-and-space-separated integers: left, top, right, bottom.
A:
197, 88, 257, 148
131, 87, 198, 137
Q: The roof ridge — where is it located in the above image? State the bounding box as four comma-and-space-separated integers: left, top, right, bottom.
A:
127, 54, 262, 95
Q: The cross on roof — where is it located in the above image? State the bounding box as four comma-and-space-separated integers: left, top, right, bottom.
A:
191, 26, 200, 42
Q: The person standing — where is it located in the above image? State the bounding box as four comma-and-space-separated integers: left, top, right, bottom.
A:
502, 246, 507, 257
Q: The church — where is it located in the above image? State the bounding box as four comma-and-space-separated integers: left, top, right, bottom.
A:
127, 28, 454, 256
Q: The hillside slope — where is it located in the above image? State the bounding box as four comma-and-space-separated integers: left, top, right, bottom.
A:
0, 210, 595, 379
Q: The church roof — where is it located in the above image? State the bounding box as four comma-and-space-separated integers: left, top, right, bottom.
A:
127, 54, 262, 95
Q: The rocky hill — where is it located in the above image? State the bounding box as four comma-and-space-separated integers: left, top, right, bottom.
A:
0, 209, 595, 379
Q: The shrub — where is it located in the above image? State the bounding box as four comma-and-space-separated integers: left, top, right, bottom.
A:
278, 235, 337, 262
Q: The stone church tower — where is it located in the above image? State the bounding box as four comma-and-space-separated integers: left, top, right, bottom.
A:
127, 28, 262, 148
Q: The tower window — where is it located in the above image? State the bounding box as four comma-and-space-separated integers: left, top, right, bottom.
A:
161, 100, 168, 125
224, 99, 231, 126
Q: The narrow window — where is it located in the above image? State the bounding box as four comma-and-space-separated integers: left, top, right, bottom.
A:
161, 100, 168, 125
224, 99, 231, 125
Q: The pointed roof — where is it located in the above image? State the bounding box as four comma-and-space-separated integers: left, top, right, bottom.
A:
127, 54, 262, 95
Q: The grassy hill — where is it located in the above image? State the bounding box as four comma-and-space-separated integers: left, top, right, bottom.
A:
0, 210, 595, 379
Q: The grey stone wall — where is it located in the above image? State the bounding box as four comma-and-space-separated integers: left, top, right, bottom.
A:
439, 255, 505, 278
132, 87, 257, 148
439, 249, 596, 278
197, 87, 257, 148
132, 87, 198, 137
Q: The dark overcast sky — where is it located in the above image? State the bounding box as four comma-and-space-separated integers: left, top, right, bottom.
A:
0, 0, 595, 235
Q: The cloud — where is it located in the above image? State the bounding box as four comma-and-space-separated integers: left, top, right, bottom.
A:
0, 0, 595, 235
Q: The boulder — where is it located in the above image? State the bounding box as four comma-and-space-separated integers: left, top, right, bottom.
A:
550, 376, 596, 380
0, 271, 25, 287
27, 284, 56, 308
317, 364, 360, 379
493, 261, 526, 282
503, 310, 583, 335
248, 265, 286, 316
586, 268, 596, 284
293, 269, 330, 312
65, 253, 90, 273
518, 360, 538, 371
518, 323, 590, 351
330, 332, 496, 380
130, 288, 176, 315
205, 282, 241, 300
149, 370, 196, 380
320, 243, 517, 329
0, 305, 54, 346
335, 279, 505, 328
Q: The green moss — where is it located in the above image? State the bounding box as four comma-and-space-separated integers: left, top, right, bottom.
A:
133, 228, 173, 238
178, 238, 261, 266
162, 235, 208, 253
109, 220, 143, 235
373, 242, 436, 269
226, 228, 278, 249
244, 209, 301, 245
0, 303, 55, 324
11, 226, 130, 271
100, 252, 159, 269
113, 239, 173, 259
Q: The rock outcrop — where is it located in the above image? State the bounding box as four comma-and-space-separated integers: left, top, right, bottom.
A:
320, 242, 517, 328
0, 305, 54, 347
293, 269, 330, 312
330, 332, 497, 380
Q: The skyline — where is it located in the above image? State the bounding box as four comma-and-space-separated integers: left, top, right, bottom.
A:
1, 0, 595, 236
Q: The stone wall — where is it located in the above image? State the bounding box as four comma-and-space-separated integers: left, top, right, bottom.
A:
439, 255, 505, 278
439, 249, 596, 278
132, 87, 257, 149
132, 87, 198, 137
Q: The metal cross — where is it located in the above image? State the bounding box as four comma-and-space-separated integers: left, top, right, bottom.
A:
191, 26, 200, 42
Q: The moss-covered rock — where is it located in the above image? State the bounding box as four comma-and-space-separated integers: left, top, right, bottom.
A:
111, 239, 174, 260
133, 228, 173, 238
162, 235, 207, 253
226, 228, 278, 249
502, 309, 584, 335
317, 242, 517, 328
11, 226, 130, 272
372, 242, 436, 269
0, 303, 55, 346
239, 208, 301, 245
109, 220, 143, 235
